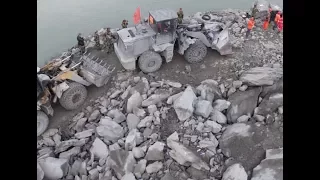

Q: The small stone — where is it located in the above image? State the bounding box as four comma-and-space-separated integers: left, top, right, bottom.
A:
254, 114, 265, 122
233, 81, 242, 88
227, 87, 237, 97
185, 65, 191, 72
134, 159, 147, 175
148, 105, 157, 115
75, 118, 88, 132
134, 77, 141, 83
132, 147, 145, 159
137, 116, 153, 128
59, 147, 81, 159
146, 161, 163, 173
52, 133, 61, 145
110, 90, 122, 99
174, 86, 197, 121
88, 110, 100, 122
196, 122, 205, 132
97, 118, 124, 141
220, 84, 226, 94
210, 110, 227, 124
237, 115, 250, 123
212, 99, 231, 112
42, 129, 58, 138
75, 129, 94, 139
109, 142, 121, 151
191, 135, 198, 143
107, 109, 126, 123
166, 81, 182, 88
278, 106, 283, 114
146, 141, 165, 160
133, 107, 146, 118
43, 137, 55, 147
239, 85, 248, 91
205, 120, 222, 133
194, 100, 213, 118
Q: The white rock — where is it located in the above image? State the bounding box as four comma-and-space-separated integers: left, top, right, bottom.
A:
239, 85, 248, 91
219, 84, 226, 94
210, 110, 227, 124
97, 118, 124, 141
141, 90, 171, 107
194, 100, 213, 118
146, 141, 165, 160
147, 105, 157, 115
205, 120, 222, 133
133, 107, 146, 118
121, 173, 136, 180
212, 99, 231, 112
121, 85, 132, 100
237, 115, 250, 123
134, 159, 147, 175
42, 129, 58, 138
278, 106, 283, 114
110, 90, 122, 99
222, 163, 247, 180
107, 109, 126, 123
88, 110, 100, 121
228, 87, 237, 96
240, 67, 283, 86
37, 163, 44, 180
137, 116, 153, 128
109, 143, 121, 151
146, 161, 163, 173
125, 129, 140, 150
199, 138, 219, 151
254, 114, 265, 122
233, 81, 243, 88
133, 76, 141, 83
166, 81, 182, 88
127, 114, 141, 130
127, 92, 143, 113
38, 157, 70, 180
196, 122, 205, 132
174, 86, 197, 121
75, 129, 94, 139
90, 138, 109, 159
43, 137, 55, 146
132, 147, 145, 159
167, 92, 183, 104
75, 118, 88, 132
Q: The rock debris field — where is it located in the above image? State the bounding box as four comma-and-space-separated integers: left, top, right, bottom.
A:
37, 9, 283, 180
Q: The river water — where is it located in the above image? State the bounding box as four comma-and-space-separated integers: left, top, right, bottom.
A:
37, 0, 282, 66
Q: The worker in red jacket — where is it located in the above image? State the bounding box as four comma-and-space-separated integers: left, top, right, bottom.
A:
246, 17, 255, 39
277, 16, 283, 33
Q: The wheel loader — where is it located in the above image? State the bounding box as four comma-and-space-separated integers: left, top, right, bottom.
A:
113, 8, 233, 73
37, 49, 114, 136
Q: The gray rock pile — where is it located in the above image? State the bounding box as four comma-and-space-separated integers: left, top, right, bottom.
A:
37, 61, 283, 180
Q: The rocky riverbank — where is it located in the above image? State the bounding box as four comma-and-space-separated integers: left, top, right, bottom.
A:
37, 9, 283, 180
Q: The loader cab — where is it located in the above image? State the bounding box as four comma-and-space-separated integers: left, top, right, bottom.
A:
148, 9, 178, 45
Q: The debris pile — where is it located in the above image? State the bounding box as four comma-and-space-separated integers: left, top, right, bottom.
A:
37, 63, 283, 180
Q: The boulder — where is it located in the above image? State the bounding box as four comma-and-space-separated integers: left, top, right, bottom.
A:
90, 137, 109, 159
194, 100, 213, 118
239, 67, 283, 86
42, 129, 58, 138
212, 99, 231, 112
97, 118, 124, 141
125, 129, 140, 150
174, 86, 197, 121
109, 149, 136, 179
38, 157, 70, 180
227, 87, 261, 124
75, 129, 94, 139
88, 110, 100, 122
132, 147, 145, 159
145, 141, 165, 160
219, 123, 283, 171
37, 163, 44, 180
196, 79, 222, 100
251, 148, 283, 180
167, 133, 209, 171
141, 89, 171, 107
256, 93, 283, 116
75, 118, 88, 132
147, 105, 157, 115
146, 161, 163, 173
233, 80, 243, 88
210, 109, 227, 124
127, 92, 143, 113
121, 173, 136, 180
137, 116, 153, 128
167, 92, 183, 104
134, 159, 147, 175
204, 120, 222, 133
260, 78, 283, 97
126, 114, 140, 130
237, 115, 250, 123
107, 109, 126, 123
222, 163, 247, 180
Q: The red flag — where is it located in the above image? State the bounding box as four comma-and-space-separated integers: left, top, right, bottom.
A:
133, 7, 141, 24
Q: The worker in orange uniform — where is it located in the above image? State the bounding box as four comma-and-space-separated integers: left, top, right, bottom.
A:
246, 17, 255, 39
277, 15, 283, 33
263, 17, 269, 30
273, 11, 281, 30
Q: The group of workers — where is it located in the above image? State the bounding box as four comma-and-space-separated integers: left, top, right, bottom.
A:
246, 7, 283, 39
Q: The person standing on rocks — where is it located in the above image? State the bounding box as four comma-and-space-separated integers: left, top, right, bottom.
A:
177, 8, 184, 24
94, 31, 100, 49
77, 33, 85, 54
121, 20, 128, 29
277, 15, 283, 34
246, 17, 255, 39
273, 11, 281, 30
263, 17, 269, 31
104, 28, 115, 54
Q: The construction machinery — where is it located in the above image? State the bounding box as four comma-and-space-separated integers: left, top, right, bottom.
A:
37, 49, 114, 136
114, 8, 232, 73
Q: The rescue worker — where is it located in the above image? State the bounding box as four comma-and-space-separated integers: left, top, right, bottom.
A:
177, 8, 184, 24
121, 20, 128, 29
94, 31, 100, 49
246, 17, 255, 39
104, 28, 115, 54
263, 17, 269, 31
277, 15, 283, 34
273, 11, 281, 30
251, 2, 258, 18
77, 33, 85, 54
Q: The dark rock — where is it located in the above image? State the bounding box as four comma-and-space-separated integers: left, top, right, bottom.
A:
227, 87, 262, 123
239, 67, 283, 86
260, 78, 283, 98
256, 93, 283, 116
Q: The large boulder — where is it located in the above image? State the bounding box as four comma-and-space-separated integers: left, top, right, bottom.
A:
256, 93, 283, 116
260, 78, 283, 98
239, 67, 283, 86
109, 149, 137, 179
167, 132, 209, 171
227, 87, 261, 123
219, 123, 283, 171
141, 89, 171, 107
127, 92, 143, 113
97, 118, 124, 141
38, 157, 70, 180
251, 148, 283, 180
174, 86, 197, 121
37, 163, 44, 180
222, 163, 247, 180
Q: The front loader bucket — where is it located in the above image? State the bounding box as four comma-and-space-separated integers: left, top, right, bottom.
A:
79, 54, 115, 87
214, 29, 233, 55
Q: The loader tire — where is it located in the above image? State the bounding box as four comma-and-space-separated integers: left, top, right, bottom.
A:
184, 40, 207, 63
202, 14, 211, 21
59, 82, 87, 110
138, 51, 162, 73
37, 111, 49, 137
